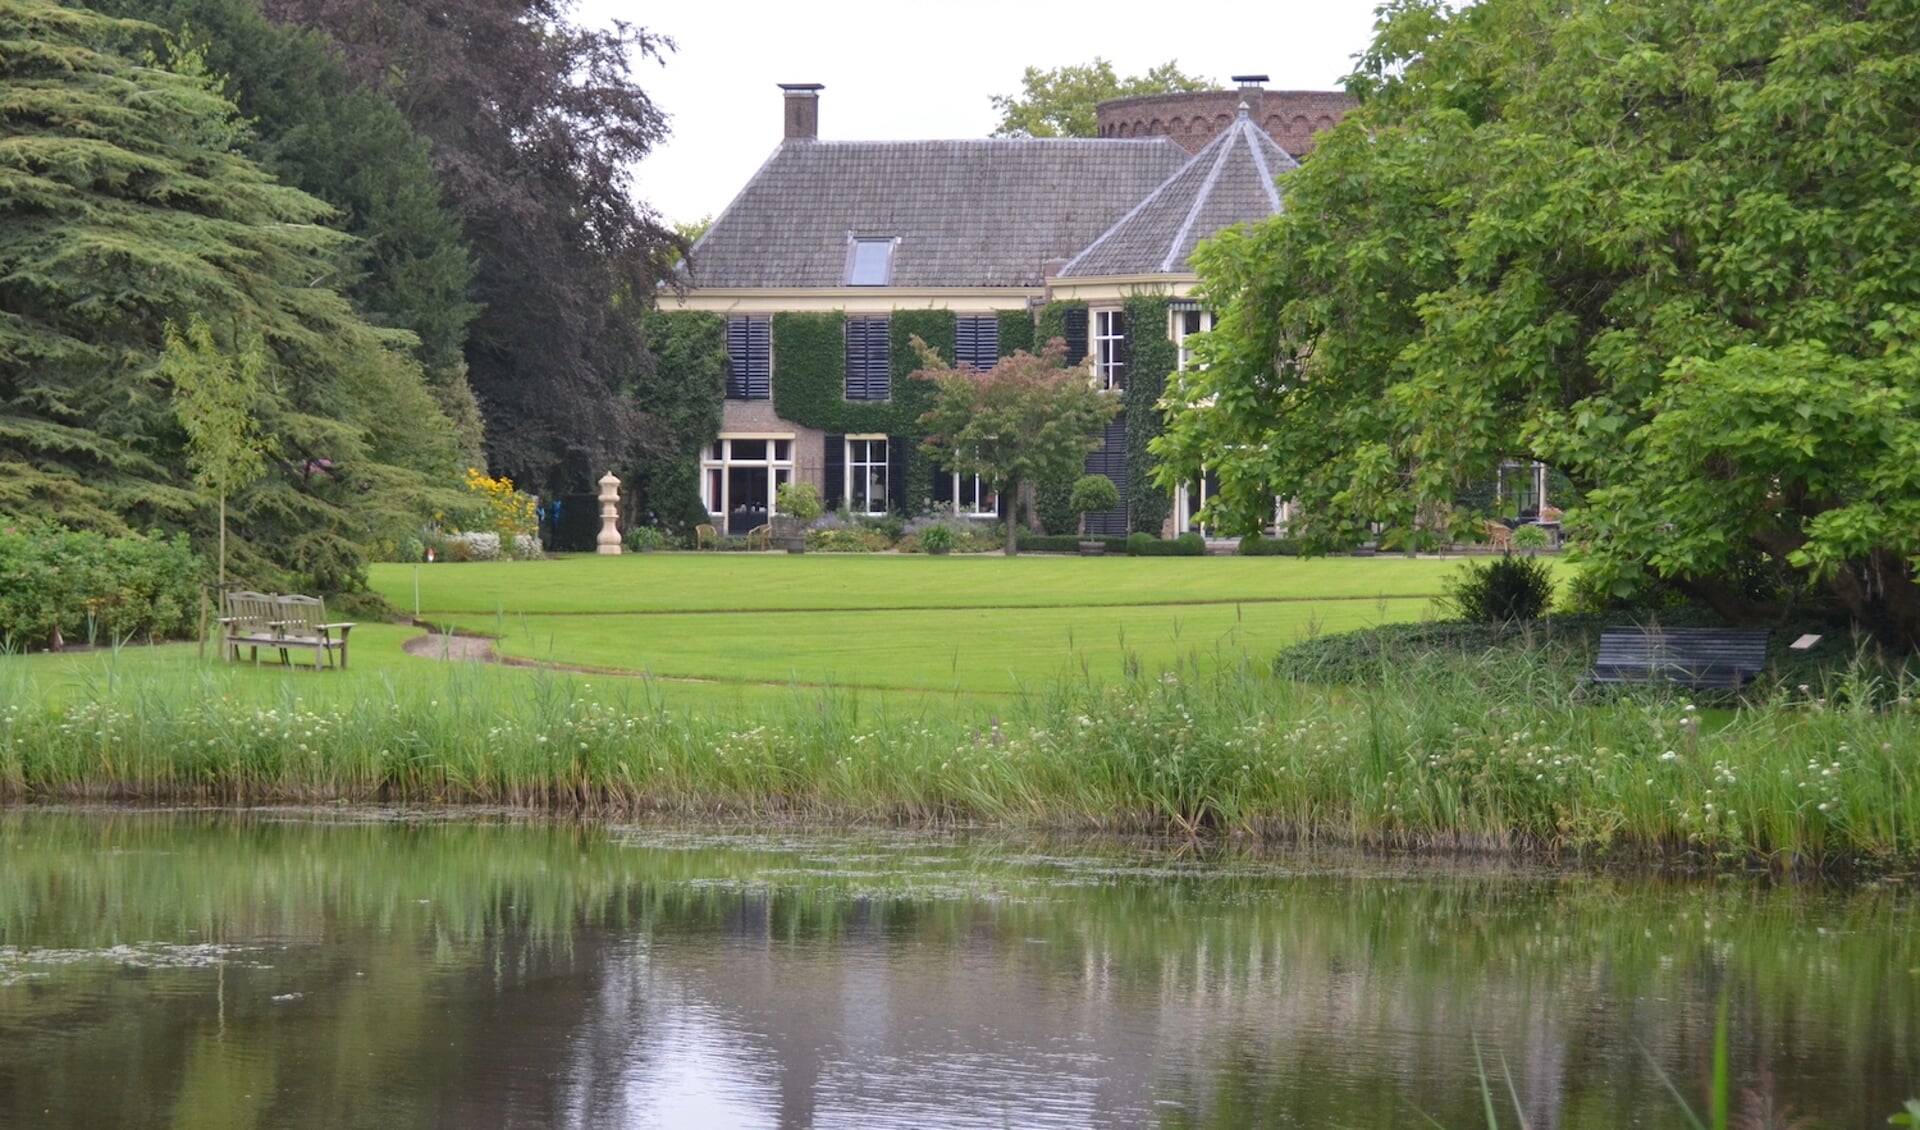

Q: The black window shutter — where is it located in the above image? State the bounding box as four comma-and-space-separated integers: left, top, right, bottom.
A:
823, 435, 845, 510
848, 322, 864, 400
868, 317, 890, 398
725, 317, 749, 399
887, 437, 907, 511
725, 317, 770, 399
842, 317, 891, 400
1064, 308, 1089, 364
1081, 422, 1129, 536
955, 316, 1000, 369
747, 317, 770, 399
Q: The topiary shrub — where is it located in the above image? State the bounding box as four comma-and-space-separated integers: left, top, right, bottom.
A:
1444, 554, 1557, 623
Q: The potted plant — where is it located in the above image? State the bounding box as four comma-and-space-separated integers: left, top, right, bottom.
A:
772, 481, 822, 553
919, 523, 956, 555
1511, 522, 1551, 555
1069, 474, 1119, 555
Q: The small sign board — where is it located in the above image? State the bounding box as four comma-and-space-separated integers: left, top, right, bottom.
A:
1789, 634, 1823, 651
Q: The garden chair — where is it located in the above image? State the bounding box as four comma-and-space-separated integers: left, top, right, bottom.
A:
746, 523, 772, 551
1482, 521, 1513, 552
695, 523, 719, 550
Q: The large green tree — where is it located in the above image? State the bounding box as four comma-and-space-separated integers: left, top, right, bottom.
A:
990, 58, 1213, 139
263, 0, 686, 495
916, 339, 1120, 556
90, 0, 484, 460
1156, 0, 1920, 648
0, 0, 466, 590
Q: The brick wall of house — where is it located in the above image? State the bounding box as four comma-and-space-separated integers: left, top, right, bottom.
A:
1095, 89, 1356, 156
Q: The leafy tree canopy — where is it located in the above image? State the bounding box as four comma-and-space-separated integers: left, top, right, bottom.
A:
0, 0, 467, 591
90, 0, 480, 438
1156, 0, 1920, 648
916, 338, 1120, 555
263, 0, 687, 494
990, 58, 1214, 139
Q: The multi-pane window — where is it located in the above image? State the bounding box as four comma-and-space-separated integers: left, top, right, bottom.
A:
1172, 307, 1212, 372
701, 435, 793, 534
954, 315, 1000, 370
845, 316, 891, 400
846, 437, 888, 515
1093, 308, 1126, 391
725, 316, 771, 400
951, 473, 996, 517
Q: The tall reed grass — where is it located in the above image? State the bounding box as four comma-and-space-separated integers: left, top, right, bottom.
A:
2, 644, 1915, 867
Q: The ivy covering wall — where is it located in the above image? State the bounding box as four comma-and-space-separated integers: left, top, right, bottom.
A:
997, 308, 1035, 357
771, 310, 950, 514
635, 310, 727, 530
1123, 295, 1176, 535
1034, 299, 1084, 356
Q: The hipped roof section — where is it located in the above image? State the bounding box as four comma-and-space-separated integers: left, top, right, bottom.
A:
1057, 107, 1299, 278
678, 138, 1191, 289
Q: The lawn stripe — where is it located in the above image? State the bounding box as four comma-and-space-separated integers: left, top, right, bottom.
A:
412, 593, 1449, 617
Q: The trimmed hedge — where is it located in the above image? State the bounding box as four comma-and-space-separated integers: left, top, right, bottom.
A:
1238, 532, 1303, 557
1011, 533, 1205, 556
1126, 532, 1205, 556
1016, 533, 1129, 554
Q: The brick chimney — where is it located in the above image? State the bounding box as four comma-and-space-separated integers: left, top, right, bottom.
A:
1231, 74, 1269, 122
779, 83, 823, 141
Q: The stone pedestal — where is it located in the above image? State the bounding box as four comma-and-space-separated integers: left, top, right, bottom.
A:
596, 472, 622, 555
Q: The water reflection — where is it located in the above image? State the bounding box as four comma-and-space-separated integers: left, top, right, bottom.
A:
0, 811, 1912, 1128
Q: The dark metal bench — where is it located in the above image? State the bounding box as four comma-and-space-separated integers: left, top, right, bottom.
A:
1590, 626, 1770, 689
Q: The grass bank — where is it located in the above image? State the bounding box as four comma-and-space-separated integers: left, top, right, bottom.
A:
3, 554, 1915, 868
3, 633, 1915, 868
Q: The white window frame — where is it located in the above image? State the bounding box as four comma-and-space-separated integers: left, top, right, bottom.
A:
1093, 308, 1126, 391
947, 472, 998, 518
701, 434, 795, 527
1176, 470, 1217, 537
1172, 307, 1213, 372
845, 434, 889, 516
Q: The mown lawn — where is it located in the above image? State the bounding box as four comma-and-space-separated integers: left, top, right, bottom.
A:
367, 553, 1475, 696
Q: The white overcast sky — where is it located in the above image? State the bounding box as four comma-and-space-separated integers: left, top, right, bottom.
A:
574, 0, 1386, 226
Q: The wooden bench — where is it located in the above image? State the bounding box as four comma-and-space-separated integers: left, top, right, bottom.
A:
1590, 626, 1770, 689
219, 591, 356, 670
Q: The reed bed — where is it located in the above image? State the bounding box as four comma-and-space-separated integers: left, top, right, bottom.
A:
2, 643, 1915, 868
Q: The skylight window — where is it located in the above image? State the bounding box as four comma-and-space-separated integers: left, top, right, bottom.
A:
846, 237, 896, 286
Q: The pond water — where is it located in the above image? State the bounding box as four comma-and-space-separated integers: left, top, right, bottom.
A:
0, 810, 1913, 1129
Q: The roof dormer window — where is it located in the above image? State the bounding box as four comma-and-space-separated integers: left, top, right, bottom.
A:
845, 236, 897, 286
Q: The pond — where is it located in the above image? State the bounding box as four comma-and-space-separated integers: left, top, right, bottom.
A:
0, 810, 1913, 1128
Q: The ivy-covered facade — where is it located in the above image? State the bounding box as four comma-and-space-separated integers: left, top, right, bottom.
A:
662, 84, 1322, 537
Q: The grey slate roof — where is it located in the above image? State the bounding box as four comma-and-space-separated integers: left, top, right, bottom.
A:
681, 138, 1192, 289
1058, 107, 1299, 278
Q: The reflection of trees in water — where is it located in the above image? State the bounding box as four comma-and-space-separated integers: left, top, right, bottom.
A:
0, 814, 1914, 1128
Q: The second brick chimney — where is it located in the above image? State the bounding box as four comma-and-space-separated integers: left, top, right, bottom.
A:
779, 83, 823, 141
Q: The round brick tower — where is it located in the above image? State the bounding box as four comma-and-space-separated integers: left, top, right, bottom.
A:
1095, 76, 1355, 156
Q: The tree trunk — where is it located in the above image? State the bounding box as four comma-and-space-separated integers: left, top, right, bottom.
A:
1005, 478, 1022, 556
1825, 549, 1920, 651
